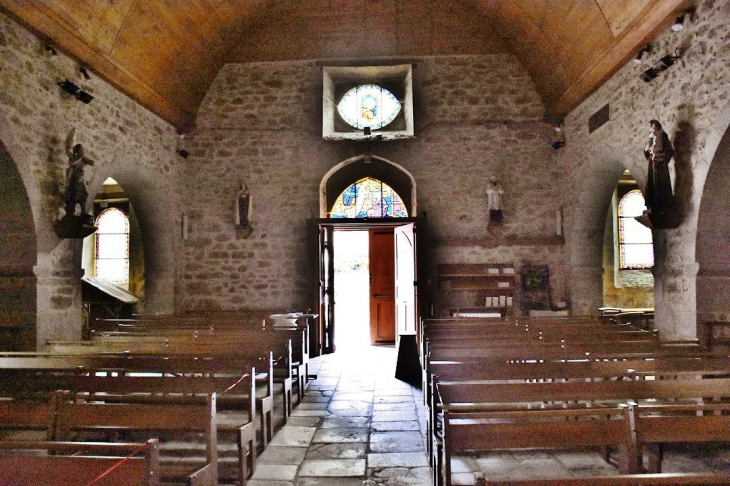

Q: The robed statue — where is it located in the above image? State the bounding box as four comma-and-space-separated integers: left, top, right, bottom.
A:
64, 127, 95, 223
643, 119, 675, 211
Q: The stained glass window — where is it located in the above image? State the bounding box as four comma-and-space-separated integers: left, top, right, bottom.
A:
330, 177, 408, 219
618, 190, 654, 269
337, 85, 401, 130
95, 207, 130, 284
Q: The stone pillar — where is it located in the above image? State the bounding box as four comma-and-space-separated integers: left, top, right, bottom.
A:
569, 265, 603, 316
653, 261, 699, 341
34, 246, 83, 349
0, 273, 36, 350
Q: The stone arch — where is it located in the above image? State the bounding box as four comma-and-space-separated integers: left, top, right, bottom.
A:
319, 154, 417, 218
86, 159, 179, 314
565, 147, 635, 316
696, 104, 730, 326
0, 139, 37, 350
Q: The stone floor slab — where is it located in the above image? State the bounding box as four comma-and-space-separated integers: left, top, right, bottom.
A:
370, 420, 420, 432
369, 431, 424, 453
313, 427, 368, 443
251, 464, 299, 481
269, 426, 317, 447
257, 446, 307, 465
321, 417, 370, 429
367, 452, 429, 468
306, 442, 367, 460
298, 459, 367, 477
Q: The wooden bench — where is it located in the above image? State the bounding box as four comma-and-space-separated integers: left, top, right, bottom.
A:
435, 378, 730, 486
0, 439, 160, 486
47, 330, 294, 424
55, 392, 219, 486
72, 319, 304, 415
0, 354, 263, 484
475, 472, 730, 485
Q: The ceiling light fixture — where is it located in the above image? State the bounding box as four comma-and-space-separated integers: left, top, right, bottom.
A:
633, 45, 651, 64
671, 15, 685, 31
57, 79, 94, 103
639, 50, 680, 83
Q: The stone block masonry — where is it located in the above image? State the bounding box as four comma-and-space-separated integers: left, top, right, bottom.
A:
0, 12, 182, 348
185, 54, 564, 312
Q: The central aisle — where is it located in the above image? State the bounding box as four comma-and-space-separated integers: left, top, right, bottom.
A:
248, 344, 430, 485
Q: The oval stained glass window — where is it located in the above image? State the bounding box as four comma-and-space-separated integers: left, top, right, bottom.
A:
337, 85, 401, 130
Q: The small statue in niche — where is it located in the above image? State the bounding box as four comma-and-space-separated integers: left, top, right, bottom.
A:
63, 127, 95, 224
235, 182, 253, 237
643, 119, 675, 211
486, 175, 504, 225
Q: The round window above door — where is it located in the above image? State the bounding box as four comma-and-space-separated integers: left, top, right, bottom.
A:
337, 85, 401, 130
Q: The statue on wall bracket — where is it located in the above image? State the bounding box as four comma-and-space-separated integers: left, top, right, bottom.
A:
637, 119, 682, 229
54, 128, 97, 238
487, 175, 504, 225
235, 181, 253, 238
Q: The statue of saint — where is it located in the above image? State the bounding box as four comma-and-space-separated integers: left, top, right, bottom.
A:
63, 128, 94, 222
486, 175, 504, 224
643, 119, 675, 210
235, 182, 252, 228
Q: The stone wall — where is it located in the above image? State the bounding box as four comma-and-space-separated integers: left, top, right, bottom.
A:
556, 0, 730, 338
0, 12, 181, 348
183, 55, 566, 312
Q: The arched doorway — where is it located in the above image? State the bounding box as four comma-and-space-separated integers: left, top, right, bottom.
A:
0, 141, 37, 350
315, 155, 420, 355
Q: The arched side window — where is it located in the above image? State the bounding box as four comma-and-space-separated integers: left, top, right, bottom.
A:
618, 190, 654, 269
330, 177, 408, 218
95, 207, 130, 285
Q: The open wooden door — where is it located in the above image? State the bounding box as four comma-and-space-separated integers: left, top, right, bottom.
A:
369, 228, 396, 345
318, 225, 336, 354
394, 223, 416, 348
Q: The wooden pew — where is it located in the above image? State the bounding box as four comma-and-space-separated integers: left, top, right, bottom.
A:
632, 402, 730, 473
0, 354, 263, 484
47, 331, 293, 424
79, 319, 304, 416
0, 439, 160, 486
55, 392, 219, 486
435, 378, 730, 486
476, 472, 730, 485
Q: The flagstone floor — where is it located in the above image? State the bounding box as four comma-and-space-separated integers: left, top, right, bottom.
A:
248, 344, 431, 486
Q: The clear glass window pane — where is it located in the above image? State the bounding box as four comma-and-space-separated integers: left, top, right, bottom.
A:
94, 207, 130, 284
618, 190, 654, 269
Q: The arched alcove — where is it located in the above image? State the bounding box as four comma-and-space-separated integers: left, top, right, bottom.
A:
320, 154, 417, 218
566, 151, 631, 316
697, 123, 730, 325
82, 178, 145, 299
85, 163, 178, 315
602, 170, 654, 309
0, 141, 37, 350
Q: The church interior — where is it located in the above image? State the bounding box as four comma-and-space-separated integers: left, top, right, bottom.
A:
0, 0, 729, 485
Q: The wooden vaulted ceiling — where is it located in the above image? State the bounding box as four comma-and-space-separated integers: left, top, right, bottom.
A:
0, 0, 690, 130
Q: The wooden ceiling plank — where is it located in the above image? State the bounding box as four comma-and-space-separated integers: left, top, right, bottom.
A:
498, 1, 572, 101
553, 0, 691, 116
33, 0, 136, 54
596, 0, 654, 37
0, 0, 192, 128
